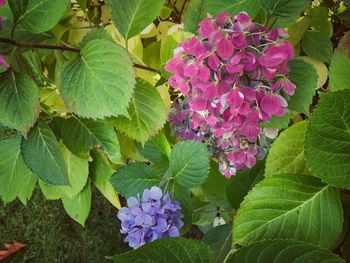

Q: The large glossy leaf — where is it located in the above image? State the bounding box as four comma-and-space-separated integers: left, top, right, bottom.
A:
169, 141, 210, 189
61, 116, 121, 163
226, 161, 264, 210
110, 79, 167, 145
301, 31, 333, 63
329, 31, 350, 91
110, 162, 160, 198
61, 181, 91, 226
233, 173, 343, 249
59, 142, 89, 198
90, 150, 121, 208
0, 71, 39, 134
0, 135, 35, 203
10, 0, 69, 34
105, 0, 164, 40
265, 121, 310, 177
203, 224, 232, 263
305, 91, 350, 189
226, 239, 345, 263
257, 0, 309, 19
60, 39, 135, 119
22, 122, 69, 185
287, 59, 318, 114
184, 0, 260, 33
111, 237, 215, 263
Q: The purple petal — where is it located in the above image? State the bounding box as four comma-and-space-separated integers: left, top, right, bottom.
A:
260, 94, 283, 115
259, 46, 288, 68
227, 89, 244, 109
150, 186, 162, 200
216, 37, 234, 59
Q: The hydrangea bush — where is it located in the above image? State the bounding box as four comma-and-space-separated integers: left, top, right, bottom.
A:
0, 0, 350, 262
166, 12, 296, 177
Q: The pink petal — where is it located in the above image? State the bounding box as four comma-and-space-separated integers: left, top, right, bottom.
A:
241, 123, 260, 142
198, 65, 210, 81
216, 37, 234, 59
227, 89, 244, 109
191, 96, 207, 111
184, 62, 199, 77
259, 46, 288, 68
208, 54, 220, 70
198, 18, 215, 38
260, 94, 283, 115
283, 79, 296, 96
0, 54, 9, 70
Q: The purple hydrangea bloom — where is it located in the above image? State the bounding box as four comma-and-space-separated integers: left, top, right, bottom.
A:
117, 186, 184, 249
166, 12, 296, 177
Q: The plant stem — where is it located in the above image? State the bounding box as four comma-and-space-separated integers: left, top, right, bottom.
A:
0, 37, 161, 74
0, 37, 80, 53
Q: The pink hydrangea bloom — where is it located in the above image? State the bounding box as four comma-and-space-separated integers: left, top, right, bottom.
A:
166, 12, 296, 177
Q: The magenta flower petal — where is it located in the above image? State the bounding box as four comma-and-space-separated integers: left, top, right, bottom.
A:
0, 0, 4, 6
282, 79, 296, 95
216, 37, 234, 59
260, 94, 283, 115
198, 65, 210, 80
0, 54, 9, 70
198, 18, 215, 38
259, 46, 288, 68
208, 54, 220, 69
191, 96, 207, 111
183, 62, 199, 77
227, 89, 244, 109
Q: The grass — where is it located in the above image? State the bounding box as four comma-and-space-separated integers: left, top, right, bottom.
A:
0, 188, 130, 262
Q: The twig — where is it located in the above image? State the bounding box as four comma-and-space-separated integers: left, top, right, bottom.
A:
133, 63, 161, 74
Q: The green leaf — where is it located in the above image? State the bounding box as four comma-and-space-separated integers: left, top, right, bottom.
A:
110, 79, 167, 145
61, 180, 91, 226
310, 6, 333, 37
305, 91, 350, 189
329, 31, 350, 92
169, 140, 210, 189
0, 71, 39, 134
22, 122, 69, 185
260, 111, 291, 129
59, 142, 89, 198
226, 160, 264, 210
111, 237, 215, 263
110, 162, 160, 197
17, 168, 37, 205
287, 16, 311, 45
60, 39, 135, 119
193, 200, 232, 226
233, 173, 343, 249
0, 135, 35, 203
257, 0, 309, 19
139, 131, 171, 176
299, 56, 328, 89
287, 59, 318, 114
301, 31, 333, 63
201, 161, 229, 201
226, 239, 345, 263
90, 150, 121, 208
184, 0, 260, 33
61, 116, 121, 163
105, 0, 165, 40
265, 121, 310, 177
38, 178, 61, 200
203, 224, 232, 263
10, 0, 70, 34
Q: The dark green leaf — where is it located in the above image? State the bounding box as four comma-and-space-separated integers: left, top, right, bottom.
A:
0, 70, 39, 134
22, 122, 69, 185
61, 116, 121, 163
257, 0, 309, 19
110, 162, 160, 197
201, 161, 229, 201
301, 31, 333, 63
226, 160, 264, 210
226, 239, 345, 263
111, 237, 215, 263
233, 174, 343, 249
305, 90, 350, 189
169, 140, 210, 188
203, 224, 232, 263
287, 59, 318, 114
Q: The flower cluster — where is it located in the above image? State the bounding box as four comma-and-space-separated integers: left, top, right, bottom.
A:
117, 186, 184, 249
166, 12, 296, 177
0, 0, 9, 72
